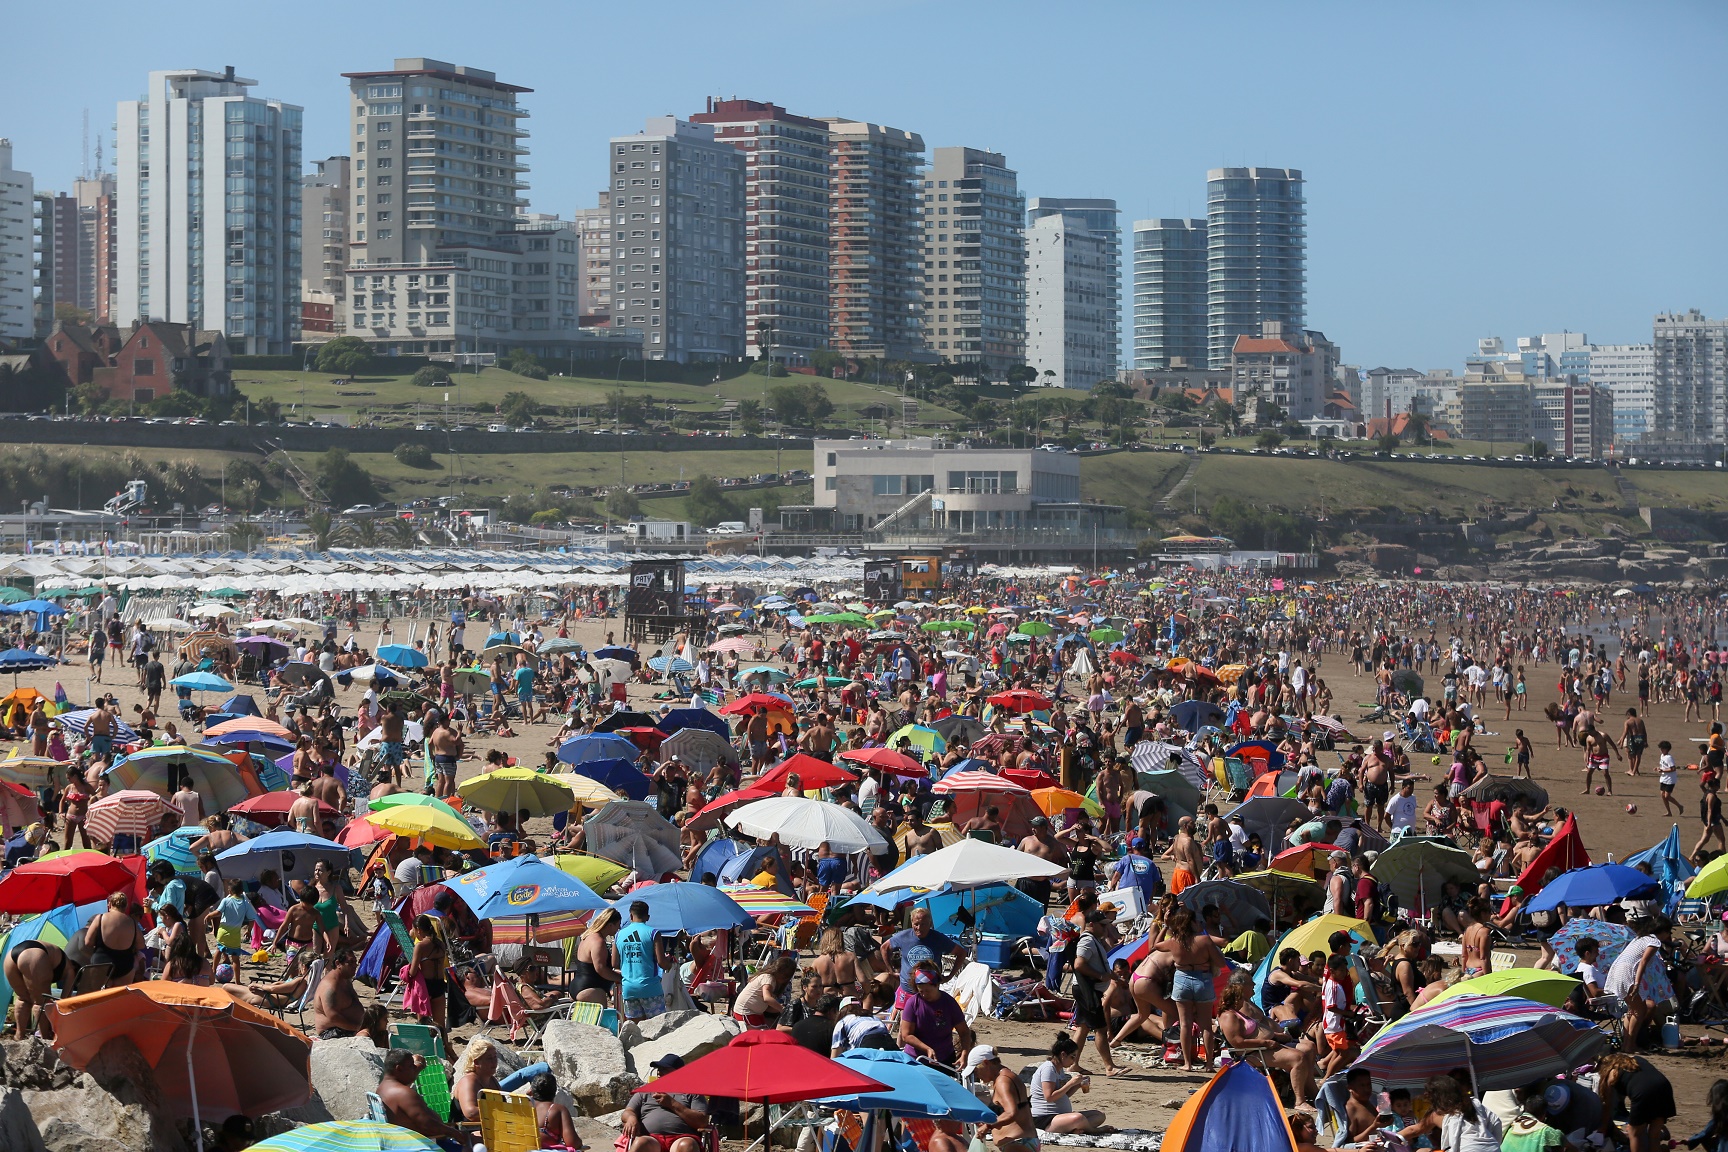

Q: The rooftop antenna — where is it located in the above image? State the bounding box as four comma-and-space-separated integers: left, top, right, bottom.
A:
81, 109, 89, 180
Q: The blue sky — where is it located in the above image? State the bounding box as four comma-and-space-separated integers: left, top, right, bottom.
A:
5, 0, 1724, 369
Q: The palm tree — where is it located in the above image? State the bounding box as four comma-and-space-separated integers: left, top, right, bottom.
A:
304, 510, 334, 552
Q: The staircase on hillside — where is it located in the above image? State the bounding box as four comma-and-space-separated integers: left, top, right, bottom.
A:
257, 440, 327, 506
1157, 452, 1202, 511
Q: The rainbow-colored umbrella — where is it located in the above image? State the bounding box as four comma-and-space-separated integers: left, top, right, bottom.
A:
1354, 994, 1603, 1089
719, 883, 817, 920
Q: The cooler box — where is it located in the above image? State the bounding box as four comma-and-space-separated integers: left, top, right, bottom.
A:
976, 933, 1022, 969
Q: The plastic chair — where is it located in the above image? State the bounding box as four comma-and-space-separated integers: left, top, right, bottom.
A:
566, 999, 620, 1034
390, 1021, 447, 1059
477, 1088, 539, 1152
365, 1092, 388, 1122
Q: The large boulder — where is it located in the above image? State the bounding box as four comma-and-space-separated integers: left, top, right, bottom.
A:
625, 1014, 737, 1080
0, 1089, 46, 1152
544, 1019, 638, 1114
21, 1075, 158, 1152
0, 1038, 75, 1091
81, 1037, 187, 1152
619, 1009, 704, 1048
281, 1035, 386, 1124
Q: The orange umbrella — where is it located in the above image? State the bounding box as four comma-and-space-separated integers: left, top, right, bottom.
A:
205, 716, 295, 741
1029, 787, 1103, 819
46, 981, 311, 1127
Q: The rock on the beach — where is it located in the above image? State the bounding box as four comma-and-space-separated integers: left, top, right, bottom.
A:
282, 1035, 387, 1123
81, 1038, 188, 1152
544, 1019, 639, 1113
21, 1075, 160, 1152
626, 1013, 736, 1079
0, 1038, 75, 1091
620, 1009, 704, 1048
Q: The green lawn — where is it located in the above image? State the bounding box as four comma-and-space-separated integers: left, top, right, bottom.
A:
232, 367, 968, 432
1078, 451, 1190, 512
1617, 469, 1728, 513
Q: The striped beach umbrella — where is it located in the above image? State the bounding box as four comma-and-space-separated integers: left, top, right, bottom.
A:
143, 827, 205, 876
85, 790, 182, 844
248, 1120, 440, 1151
1353, 994, 1603, 1090
719, 883, 817, 920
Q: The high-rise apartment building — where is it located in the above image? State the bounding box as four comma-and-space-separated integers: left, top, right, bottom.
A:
300, 156, 349, 335
1589, 343, 1655, 444
1028, 198, 1119, 368
0, 141, 34, 342
823, 119, 925, 360
1024, 210, 1116, 389
43, 175, 119, 327
1652, 310, 1727, 447
1206, 167, 1304, 368
575, 198, 612, 324
115, 68, 302, 354
1131, 218, 1208, 369
921, 147, 1024, 373
690, 99, 829, 363
606, 118, 744, 362
32, 191, 60, 336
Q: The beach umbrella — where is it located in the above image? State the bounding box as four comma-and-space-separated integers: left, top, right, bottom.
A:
52, 709, 138, 742
85, 789, 182, 844
639, 1029, 888, 1105
46, 981, 311, 1130
886, 723, 945, 755
656, 707, 731, 738
1625, 823, 1697, 896
232, 635, 291, 661
583, 801, 682, 876
1169, 700, 1226, 732
920, 620, 974, 633
109, 746, 258, 814
1160, 1060, 1296, 1152
1353, 994, 1603, 1090
274, 662, 326, 687
188, 603, 238, 619
1030, 787, 1103, 819
369, 791, 465, 820
987, 688, 1054, 713
227, 791, 341, 829
0, 851, 139, 915
248, 1121, 441, 1151
1088, 627, 1125, 644
719, 883, 819, 920
1526, 863, 1660, 913
552, 853, 630, 893
1429, 969, 1581, 1008
646, 655, 693, 675
143, 827, 207, 876
686, 786, 779, 834
559, 756, 650, 801
449, 669, 490, 695
659, 728, 738, 773
1137, 767, 1204, 823
595, 710, 658, 733
556, 732, 640, 766
1225, 796, 1310, 855
609, 880, 753, 934
1389, 668, 1424, 696
340, 665, 399, 688
215, 829, 354, 883
793, 675, 850, 688
1549, 919, 1636, 975
363, 806, 484, 851
540, 637, 583, 656
0, 650, 56, 678
593, 645, 637, 662
1369, 836, 1480, 916
450, 853, 607, 922
725, 796, 887, 854
1013, 621, 1054, 638
819, 1048, 996, 1120
838, 747, 927, 778
1232, 870, 1325, 930
0, 751, 71, 789
480, 643, 524, 662
929, 714, 987, 747
1457, 774, 1549, 809
1177, 879, 1273, 938
860, 838, 1064, 896
168, 671, 235, 694
708, 637, 756, 656
755, 752, 858, 792
334, 819, 392, 849
458, 766, 576, 818
375, 644, 429, 668
546, 773, 623, 806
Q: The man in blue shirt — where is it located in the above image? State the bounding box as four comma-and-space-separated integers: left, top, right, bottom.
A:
814, 843, 849, 894
616, 899, 664, 1021
878, 906, 967, 1011
1110, 840, 1164, 901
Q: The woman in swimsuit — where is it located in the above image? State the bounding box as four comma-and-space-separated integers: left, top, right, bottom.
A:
410, 913, 450, 1046
4, 938, 75, 1038
974, 1047, 1039, 1152
812, 928, 863, 998
310, 860, 352, 954
1110, 946, 1174, 1048
529, 1072, 583, 1150
572, 908, 621, 1006
83, 892, 141, 987
1217, 980, 1317, 1109
1155, 906, 1223, 1071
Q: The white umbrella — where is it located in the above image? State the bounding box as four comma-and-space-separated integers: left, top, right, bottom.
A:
859, 838, 1064, 895
188, 603, 238, 619
725, 796, 886, 854
143, 618, 192, 634
583, 801, 682, 876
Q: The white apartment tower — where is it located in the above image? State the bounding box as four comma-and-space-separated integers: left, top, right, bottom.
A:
1024, 211, 1116, 389
1588, 343, 1655, 444
691, 99, 830, 363
116, 68, 303, 353
1652, 310, 1728, 447
300, 155, 350, 327
606, 117, 744, 362
921, 147, 1025, 373
0, 141, 37, 341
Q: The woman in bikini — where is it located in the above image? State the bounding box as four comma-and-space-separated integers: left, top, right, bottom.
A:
975, 1047, 1039, 1152
1217, 980, 1317, 1109
1110, 943, 1174, 1049
1155, 906, 1223, 1071
83, 891, 141, 987
811, 928, 863, 999
410, 913, 451, 1047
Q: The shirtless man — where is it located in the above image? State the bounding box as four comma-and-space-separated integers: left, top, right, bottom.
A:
1580, 726, 1622, 796
1162, 816, 1205, 894
312, 948, 366, 1039
308, 763, 346, 821
1361, 740, 1392, 832
1016, 817, 1069, 907
903, 804, 945, 858
961, 804, 1004, 844
86, 700, 116, 763
428, 717, 463, 800
800, 712, 836, 762
191, 814, 243, 857
379, 1049, 470, 1148
370, 768, 401, 802
378, 705, 408, 787
1622, 708, 1649, 776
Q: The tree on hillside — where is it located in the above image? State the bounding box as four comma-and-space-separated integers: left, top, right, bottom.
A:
314, 337, 372, 375
411, 365, 451, 388
315, 449, 378, 508
768, 380, 834, 426
605, 487, 642, 520
686, 474, 738, 527
498, 391, 538, 428
304, 510, 334, 551
505, 348, 549, 380
1256, 430, 1285, 451
606, 389, 649, 430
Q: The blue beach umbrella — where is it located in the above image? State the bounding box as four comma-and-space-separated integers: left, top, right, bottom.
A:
607, 881, 752, 934
450, 854, 607, 920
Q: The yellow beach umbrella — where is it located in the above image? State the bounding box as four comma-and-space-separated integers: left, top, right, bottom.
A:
363, 805, 484, 850
547, 773, 624, 806
1427, 968, 1579, 1008
457, 766, 575, 817
552, 852, 630, 893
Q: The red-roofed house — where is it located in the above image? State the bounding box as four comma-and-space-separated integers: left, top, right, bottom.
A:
1227, 320, 1340, 421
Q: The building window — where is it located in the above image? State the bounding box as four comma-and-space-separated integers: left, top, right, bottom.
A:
872, 475, 903, 497
133, 358, 156, 376
824, 477, 837, 491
